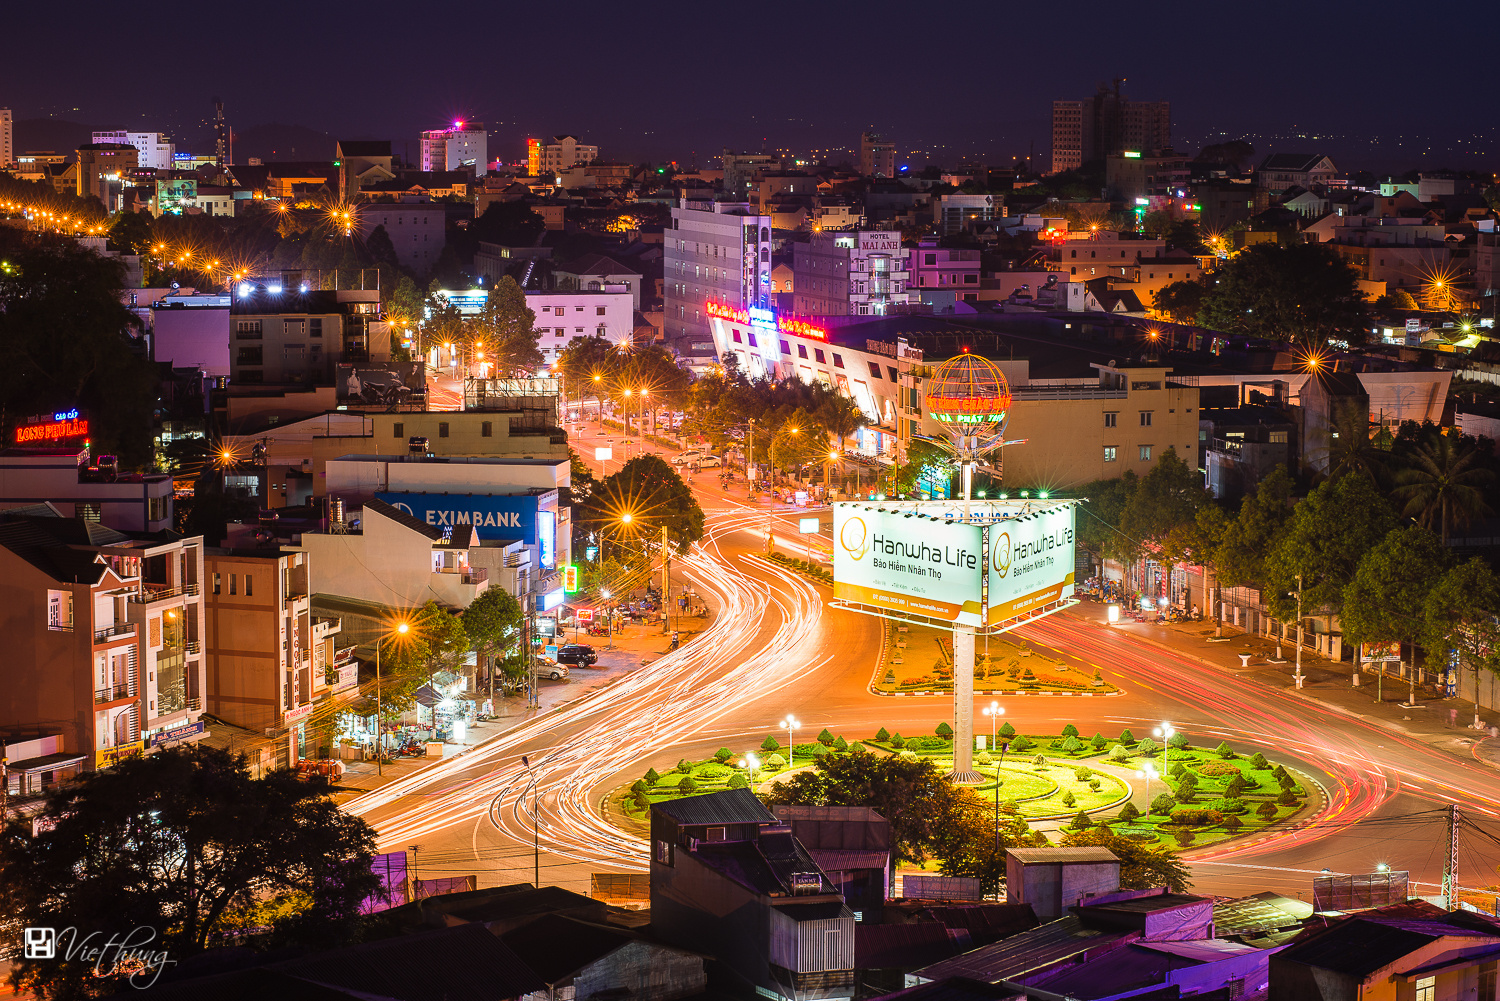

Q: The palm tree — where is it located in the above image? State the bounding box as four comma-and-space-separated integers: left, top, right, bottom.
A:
1321, 401, 1387, 485
1390, 433, 1494, 544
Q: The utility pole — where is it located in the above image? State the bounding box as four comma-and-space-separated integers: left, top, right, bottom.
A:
408, 844, 420, 902
1444, 803, 1459, 910
1294, 574, 1304, 689
661, 524, 671, 635
376, 640, 384, 776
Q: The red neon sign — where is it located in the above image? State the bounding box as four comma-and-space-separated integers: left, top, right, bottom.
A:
705, 301, 827, 341
15, 417, 89, 444
706, 302, 749, 324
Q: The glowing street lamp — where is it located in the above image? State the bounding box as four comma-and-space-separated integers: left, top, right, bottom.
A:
781, 715, 800, 766
376, 619, 413, 775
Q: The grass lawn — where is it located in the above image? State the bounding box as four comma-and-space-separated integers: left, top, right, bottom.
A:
877, 626, 1117, 695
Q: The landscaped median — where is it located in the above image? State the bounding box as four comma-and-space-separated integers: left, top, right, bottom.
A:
612, 724, 1313, 851
765, 552, 832, 585
874, 625, 1119, 696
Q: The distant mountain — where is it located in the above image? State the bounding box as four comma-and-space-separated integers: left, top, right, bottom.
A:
13, 118, 95, 156
230, 123, 337, 163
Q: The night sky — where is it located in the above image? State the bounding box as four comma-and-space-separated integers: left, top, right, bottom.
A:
8, 0, 1497, 173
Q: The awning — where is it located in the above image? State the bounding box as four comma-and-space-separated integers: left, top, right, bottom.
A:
8, 752, 87, 774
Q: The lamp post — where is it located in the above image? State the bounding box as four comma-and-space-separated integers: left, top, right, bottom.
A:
1153, 723, 1176, 761
1294, 573, 1304, 689
740, 751, 761, 788
1139, 761, 1159, 804
994, 740, 1010, 850
521, 755, 540, 887
376, 620, 411, 776
781, 715, 800, 767
592, 373, 603, 421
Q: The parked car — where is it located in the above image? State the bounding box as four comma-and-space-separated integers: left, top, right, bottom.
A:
556, 644, 598, 667
697, 455, 723, 468
672, 451, 703, 466
542, 662, 570, 680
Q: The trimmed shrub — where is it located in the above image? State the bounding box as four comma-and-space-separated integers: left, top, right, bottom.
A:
1278, 772, 1297, 791
899, 749, 919, 762
976, 751, 992, 766
1010, 735, 1033, 752
935, 722, 954, 739
1062, 736, 1084, 753
1069, 810, 1093, 830
817, 727, 835, 745
677, 758, 694, 774
1272, 764, 1290, 783
1108, 744, 1131, 763
890, 733, 906, 748
727, 773, 749, 790
1215, 741, 1236, 759
1250, 752, 1271, 770
875, 727, 891, 742
645, 768, 660, 786
1118, 802, 1141, 823
678, 776, 698, 794
1277, 790, 1299, 807
1075, 766, 1093, 781
1170, 807, 1224, 827
766, 753, 786, 769
1257, 801, 1279, 820
1089, 779, 1102, 791
631, 779, 648, 794
1225, 775, 1248, 798
1150, 793, 1177, 816
714, 747, 734, 763
1000, 800, 1021, 816
1174, 829, 1195, 847
1062, 724, 1080, 738
761, 736, 781, 753
1049, 738, 1065, 750
633, 790, 651, 811
1061, 790, 1077, 808
1195, 760, 1240, 778
1119, 728, 1136, 744
833, 736, 849, 753
1209, 797, 1246, 814
1167, 732, 1191, 751
698, 764, 731, 779
1222, 814, 1244, 832
1091, 732, 1109, 751
810, 743, 830, 756
1033, 754, 1048, 767
999, 721, 1017, 739
1135, 737, 1158, 756
1169, 762, 1187, 780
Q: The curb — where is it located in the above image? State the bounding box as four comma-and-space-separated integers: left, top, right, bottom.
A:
876, 688, 1121, 698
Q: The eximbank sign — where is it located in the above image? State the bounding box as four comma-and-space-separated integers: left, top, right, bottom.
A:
833, 503, 1075, 627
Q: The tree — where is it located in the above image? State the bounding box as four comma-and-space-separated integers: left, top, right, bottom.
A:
474, 276, 542, 375
761, 735, 781, 753
579, 454, 705, 555
727, 773, 749, 790
1197, 242, 1368, 348
929, 790, 1041, 894
1425, 559, 1500, 726
1165, 503, 1231, 635
365, 224, 401, 274
1390, 431, 1494, 545
1061, 724, 1080, 738
1117, 802, 1141, 823
386, 273, 425, 331
1152, 280, 1206, 324
462, 587, 525, 694
107, 209, 155, 255
0, 746, 378, 997
1060, 827, 1193, 892
1076, 473, 1139, 562
1119, 448, 1210, 557
0, 230, 158, 468
1266, 474, 1398, 622
875, 727, 891, 742
761, 751, 974, 867
896, 438, 957, 497
1135, 737, 1157, 757
678, 776, 697, 794
818, 727, 836, 745
1343, 526, 1450, 703
558, 335, 627, 411
935, 722, 954, 740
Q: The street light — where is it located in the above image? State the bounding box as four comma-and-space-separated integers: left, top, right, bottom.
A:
376, 619, 412, 776
1139, 761, 1159, 801
781, 715, 800, 767
1153, 723, 1176, 761
521, 754, 540, 887
741, 751, 761, 786
982, 701, 1003, 751
983, 702, 1005, 848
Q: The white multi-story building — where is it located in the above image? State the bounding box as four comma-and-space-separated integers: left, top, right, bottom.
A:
91, 131, 175, 170
420, 121, 488, 176
525, 287, 636, 364
527, 135, 598, 176
663, 199, 773, 370
793, 230, 910, 316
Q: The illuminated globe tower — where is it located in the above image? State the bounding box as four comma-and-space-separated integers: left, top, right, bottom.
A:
919, 354, 1015, 781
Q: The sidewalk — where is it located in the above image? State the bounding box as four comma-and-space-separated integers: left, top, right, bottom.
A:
1071, 604, 1500, 768
332, 577, 717, 802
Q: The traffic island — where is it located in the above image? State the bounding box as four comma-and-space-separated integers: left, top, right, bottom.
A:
871, 623, 1119, 696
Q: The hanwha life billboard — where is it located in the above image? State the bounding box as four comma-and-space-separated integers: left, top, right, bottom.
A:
833, 506, 987, 626
833, 502, 1076, 626
986, 504, 1077, 620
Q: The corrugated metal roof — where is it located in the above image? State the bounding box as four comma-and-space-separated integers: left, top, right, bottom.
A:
914, 915, 1131, 983
808, 849, 889, 872
1007, 847, 1119, 865
857, 922, 969, 970
652, 787, 776, 825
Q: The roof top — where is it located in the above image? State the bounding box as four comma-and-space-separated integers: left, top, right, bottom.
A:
499, 914, 645, 984
388, 883, 607, 928
0, 515, 126, 585
1277, 905, 1500, 978
691, 837, 840, 900
1259, 153, 1334, 172
863, 975, 1019, 1001
555, 252, 642, 276
1008, 847, 1120, 865
856, 922, 968, 970
336, 140, 392, 157
915, 915, 1132, 983
1082, 892, 1209, 914
1213, 891, 1313, 936
808, 849, 890, 872
652, 787, 777, 826
98, 967, 373, 1000
363, 498, 446, 541
1035, 941, 1250, 998
917, 904, 1039, 946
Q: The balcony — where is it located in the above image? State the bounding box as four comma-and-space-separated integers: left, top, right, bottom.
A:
184, 640, 201, 655
461, 568, 489, 586
94, 622, 136, 643
95, 683, 135, 704
47, 621, 74, 633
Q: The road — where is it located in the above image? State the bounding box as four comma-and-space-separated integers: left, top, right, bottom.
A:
346, 419, 1500, 904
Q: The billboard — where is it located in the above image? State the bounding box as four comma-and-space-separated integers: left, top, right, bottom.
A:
338, 361, 426, 406
376, 491, 549, 544
987, 504, 1077, 620
834, 506, 986, 625
833, 501, 1076, 627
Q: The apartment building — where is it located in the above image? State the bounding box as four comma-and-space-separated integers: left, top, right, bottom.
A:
1051, 82, 1171, 174
526, 287, 636, 364
1, 108, 13, 168
859, 131, 896, 178
909, 240, 981, 299
421, 122, 487, 176
230, 286, 389, 386
792, 230, 910, 316
527, 135, 598, 176
76, 143, 139, 212
206, 547, 357, 765
0, 512, 208, 771
0, 447, 174, 533
356, 202, 447, 273
91, 130, 175, 170
664, 199, 773, 369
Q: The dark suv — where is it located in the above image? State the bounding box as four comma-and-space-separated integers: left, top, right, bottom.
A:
555, 644, 598, 667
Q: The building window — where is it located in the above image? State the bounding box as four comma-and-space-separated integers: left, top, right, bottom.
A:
1140, 411, 1153, 427
1104, 412, 1118, 428
706, 826, 726, 842
213, 573, 221, 595
309, 318, 322, 338
1269, 431, 1287, 443
869, 362, 883, 379
798, 345, 808, 359
781, 340, 791, 355
1415, 977, 1436, 1001
832, 353, 845, 368
814, 349, 826, 364
394, 422, 404, 438
732, 331, 742, 344
1104, 446, 1117, 462
229, 574, 237, 596
1139, 445, 1153, 461
596, 305, 606, 316
654, 840, 672, 865
244, 574, 252, 597
438, 422, 450, 438
482, 421, 493, 438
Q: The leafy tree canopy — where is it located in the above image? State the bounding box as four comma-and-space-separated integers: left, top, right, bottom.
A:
1198, 242, 1367, 348
578, 454, 704, 555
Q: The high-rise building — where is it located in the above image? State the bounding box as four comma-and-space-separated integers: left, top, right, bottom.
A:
76, 143, 139, 211
793, 230, 910, 316
720, 149, 779, 201
420, 120, 488, 175
859, 131, 896, 178
663, 198, 773, 370
1051, 80, 1170, 174
91, 131, 175, 170
526, 135, 599, 176
0, 108, 12, 168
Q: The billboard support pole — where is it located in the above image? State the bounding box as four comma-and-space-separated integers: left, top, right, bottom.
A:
951, 624, 978, 782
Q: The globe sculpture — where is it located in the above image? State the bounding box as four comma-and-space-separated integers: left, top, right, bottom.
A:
922, 353, 1012, 445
